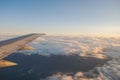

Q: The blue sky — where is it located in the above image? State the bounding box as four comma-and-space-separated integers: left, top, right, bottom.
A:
0, 0, 120, 35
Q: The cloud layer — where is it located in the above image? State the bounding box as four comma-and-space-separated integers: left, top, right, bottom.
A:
25, 36, 120, 59
0, 35, 120, 80
29, 35, 120, 80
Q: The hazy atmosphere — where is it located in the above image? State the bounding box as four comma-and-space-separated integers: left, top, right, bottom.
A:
0, 0, 120, 35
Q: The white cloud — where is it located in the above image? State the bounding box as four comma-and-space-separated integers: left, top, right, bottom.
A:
42, 72, 99, 80
1, 34, 120, 59
32, 35, 120, 80
1, 35, 120, 80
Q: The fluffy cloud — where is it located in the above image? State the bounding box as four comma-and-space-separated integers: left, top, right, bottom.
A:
1, 35, 120, 80
30, 35, 120, 80
42, 72, 100, 80
28, 36, 120, 59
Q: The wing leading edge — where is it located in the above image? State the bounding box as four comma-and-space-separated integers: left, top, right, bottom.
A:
0, 33, 45, 68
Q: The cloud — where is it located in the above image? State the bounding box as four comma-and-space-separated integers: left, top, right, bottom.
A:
1, 35, 120, 80
42, 71, 100, 80
25, 36, 120, 59
29, 35, 120, 80
35, 36, 120, 59
44, 73, 74, 80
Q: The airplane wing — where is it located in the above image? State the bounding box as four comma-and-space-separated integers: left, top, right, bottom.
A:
0, 33, 45, 68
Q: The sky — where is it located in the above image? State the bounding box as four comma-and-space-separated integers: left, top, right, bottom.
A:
0, 0, 120, 35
